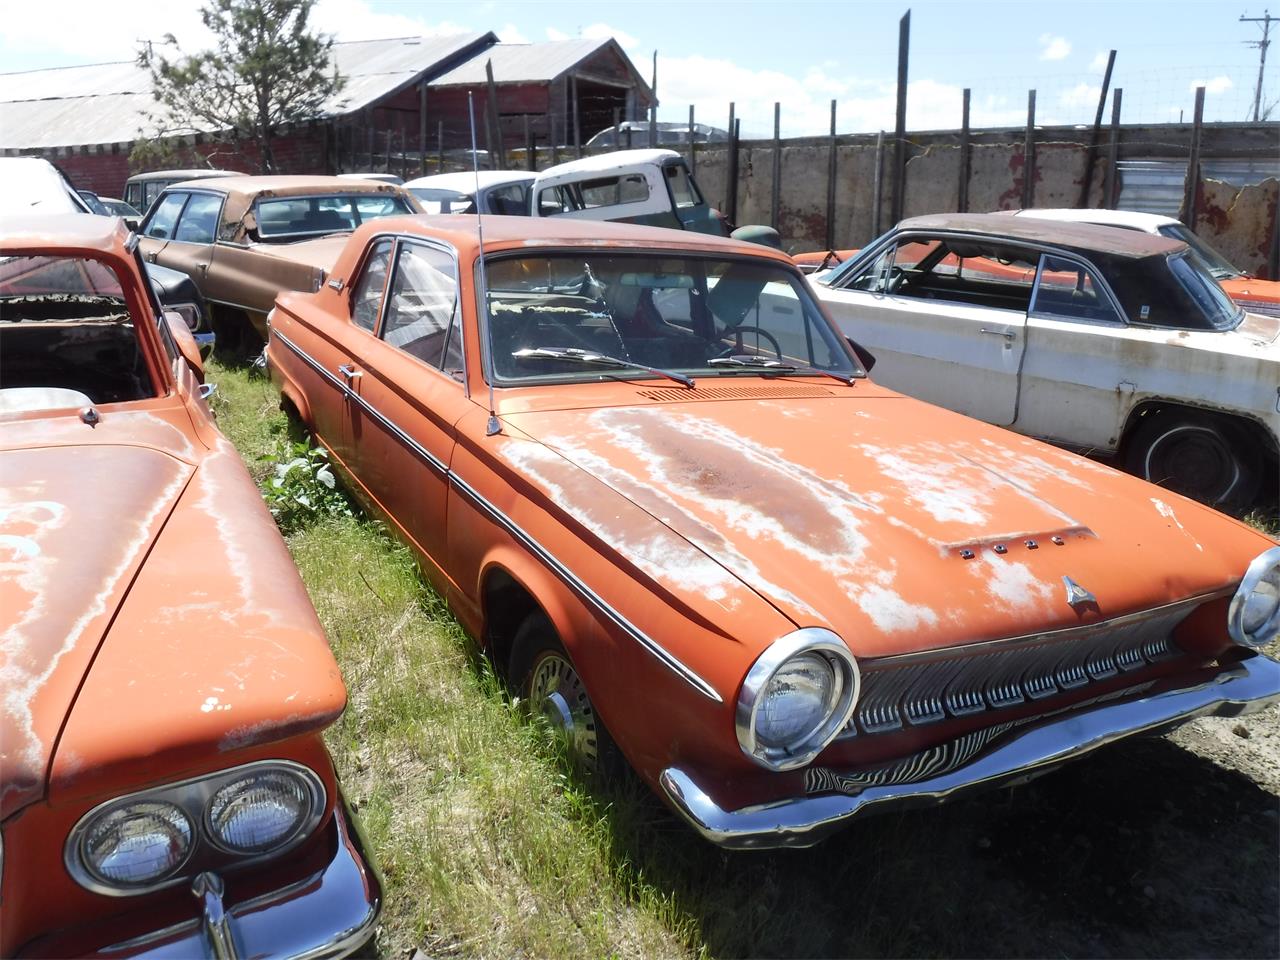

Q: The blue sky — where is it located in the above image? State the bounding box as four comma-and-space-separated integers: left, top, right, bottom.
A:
3, 0, 1274, 135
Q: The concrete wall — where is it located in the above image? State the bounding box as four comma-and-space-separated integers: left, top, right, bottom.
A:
689, 124, 1279, 279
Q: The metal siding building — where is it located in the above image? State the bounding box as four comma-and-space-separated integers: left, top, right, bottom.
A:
0, 33, 653, 194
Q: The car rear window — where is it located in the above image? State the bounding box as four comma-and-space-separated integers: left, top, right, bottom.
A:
1166, 251, 1242, 330
255, 193, 414, 241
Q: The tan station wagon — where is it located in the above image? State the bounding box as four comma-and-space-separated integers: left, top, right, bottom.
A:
138, 176, 420, 354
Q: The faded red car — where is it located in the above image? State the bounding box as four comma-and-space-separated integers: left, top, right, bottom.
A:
0, 215, 380, 955
268, 214, 1280, 848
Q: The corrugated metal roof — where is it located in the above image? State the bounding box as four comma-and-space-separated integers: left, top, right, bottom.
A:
430, 38, 617, 87
1117, 158, 1280, 215
0, 32, 493, 149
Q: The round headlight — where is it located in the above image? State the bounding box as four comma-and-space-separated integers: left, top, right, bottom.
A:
81, 801, 192, 887
208, 769, 318, 853
755, 653, 837, 748
1229, 546, 1280, 649
737, 628, 860, 771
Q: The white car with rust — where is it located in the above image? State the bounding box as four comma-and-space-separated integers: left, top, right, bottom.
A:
809, 213, 1278, 510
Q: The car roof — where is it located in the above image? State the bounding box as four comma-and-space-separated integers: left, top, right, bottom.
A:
166, 175, 406, 197
335, 213, 794, 266
1012, 208, 1178, 231
404, 170, 536, 192
126, 169, 247, 183
536, 149, 683, 179
896, 212, 1182, 258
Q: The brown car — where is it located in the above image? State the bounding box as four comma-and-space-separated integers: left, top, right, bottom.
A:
138, 175, 420, 353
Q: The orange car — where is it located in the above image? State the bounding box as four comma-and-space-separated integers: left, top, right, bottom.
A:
268, 214, 1280, 848
0, 216, 380, 956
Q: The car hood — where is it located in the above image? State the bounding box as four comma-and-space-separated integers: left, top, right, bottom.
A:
1222, 275, 1280, 314
501, 390, 1260, 659
1, 406, 343, 818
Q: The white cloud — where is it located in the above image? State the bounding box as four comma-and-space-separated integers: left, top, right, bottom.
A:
1058, 82, 1102, 112
1088, 50, 1112, 73
312, 0, 472, 42
545, 27, 569, 42
0, 0, 211, 64
1038, 34, 1071, 61
496, 23, 528, 44
1190, 75, 1233, 95
544, 22, 638, 48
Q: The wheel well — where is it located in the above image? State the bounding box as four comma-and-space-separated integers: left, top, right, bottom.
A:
480, 566, 545, 682
1121, 400, 1279, 462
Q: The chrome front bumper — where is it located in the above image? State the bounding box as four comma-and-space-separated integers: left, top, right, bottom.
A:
661, 654, 1280, 850
89, 799, 380, 959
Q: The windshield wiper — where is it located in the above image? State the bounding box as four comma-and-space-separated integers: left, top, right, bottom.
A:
512, 347, 695, 388
707, 355, 858, 385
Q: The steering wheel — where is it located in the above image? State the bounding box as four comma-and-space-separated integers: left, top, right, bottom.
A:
714, 325, 784, 360
882, 265, 908, 294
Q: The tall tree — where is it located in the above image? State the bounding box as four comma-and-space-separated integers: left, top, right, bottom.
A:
139, 0, 343, 173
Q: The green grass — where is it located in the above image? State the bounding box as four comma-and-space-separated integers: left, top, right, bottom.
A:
205, 358, 1280, 960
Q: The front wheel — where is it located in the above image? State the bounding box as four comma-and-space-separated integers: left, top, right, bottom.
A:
1125, 411, 1260, 509
509, 613, 618, 778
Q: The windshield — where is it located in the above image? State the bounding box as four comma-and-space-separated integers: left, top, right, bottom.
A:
1157, 223, 1241, 279
484, 253, 860, 385
1166, 251, 1243, 330
409, 188, 476, 214
255, 193, 415, 241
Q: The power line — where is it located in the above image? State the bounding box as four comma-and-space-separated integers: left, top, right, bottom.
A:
1241, 9, 1275, 120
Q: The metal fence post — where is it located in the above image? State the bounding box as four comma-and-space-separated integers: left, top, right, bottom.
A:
1105, 88, 1123, 209
1022, 90, 1036, 209
825, 99, 837, 249
770, 102, 781, 230
958, 88, 971, 212
1181, 86, 1206, 228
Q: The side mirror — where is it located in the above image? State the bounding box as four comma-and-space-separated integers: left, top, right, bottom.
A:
846, 337, 876, 372
163, 310, 206, 382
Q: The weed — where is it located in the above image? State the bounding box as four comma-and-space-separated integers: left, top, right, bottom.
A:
261, 440, 352, 533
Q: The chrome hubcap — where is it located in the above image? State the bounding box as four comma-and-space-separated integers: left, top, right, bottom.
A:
1145, 424, 1239, 504
528, 652, 599, 769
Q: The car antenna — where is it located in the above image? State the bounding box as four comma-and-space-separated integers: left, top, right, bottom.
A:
468, 90, 502, 437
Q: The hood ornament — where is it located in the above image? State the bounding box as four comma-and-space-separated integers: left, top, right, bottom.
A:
1063, 575, 1097, 610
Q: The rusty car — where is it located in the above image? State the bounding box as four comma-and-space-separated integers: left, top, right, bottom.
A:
266, 213, 1280, 849
808, 213, 1280, 510
0, 214, 381, 956
138, 175, 420, 354
123, 168, 248, 216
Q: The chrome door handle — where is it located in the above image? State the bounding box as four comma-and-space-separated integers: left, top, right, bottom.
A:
145, 251, 157, 263
338, 364, 362, 380
979, 328, 1016, 341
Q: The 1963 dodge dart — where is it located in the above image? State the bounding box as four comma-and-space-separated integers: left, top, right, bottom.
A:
0, 216, 379, 956
267, 214, 1280, 849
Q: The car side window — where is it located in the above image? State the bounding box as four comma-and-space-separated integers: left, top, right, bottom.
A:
487, 183, 530, 216
578, 174, 648, 208
173, 194, 221, 244
380, 242, 459, 370
536, 185, 577, 215
1030, 255, 1124, 324
143, 193, 187, 240
350, 240, 394, 332
665, 164, 701, 208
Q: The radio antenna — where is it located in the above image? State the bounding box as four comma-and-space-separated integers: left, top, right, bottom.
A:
469, 88, 502, 437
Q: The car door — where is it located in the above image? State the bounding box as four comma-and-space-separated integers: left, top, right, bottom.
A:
340, 237, 473, 590
137, 191, 189, 268
1013, 253, 1133, 451
152, 191, 222, 288
816, 234, 1030, 425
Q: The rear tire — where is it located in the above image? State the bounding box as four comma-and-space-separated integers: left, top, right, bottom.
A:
1125, 410, 1261, 510
509, 613, 619, 779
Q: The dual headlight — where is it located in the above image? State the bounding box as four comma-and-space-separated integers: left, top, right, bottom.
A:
736, 628, 860, 771
1229, 546, 1280, 650
65, 761, 325, 896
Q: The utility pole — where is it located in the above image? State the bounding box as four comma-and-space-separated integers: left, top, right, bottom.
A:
1241, 9, 1275, 121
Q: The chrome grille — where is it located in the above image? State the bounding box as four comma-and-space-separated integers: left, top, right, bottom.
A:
841, 604, 1194, 739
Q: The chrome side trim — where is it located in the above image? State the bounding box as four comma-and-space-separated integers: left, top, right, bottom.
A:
272, 330, 345, 392
272, 328, 720, 703
660, 653, 1280, 849
448, 471, 724, 703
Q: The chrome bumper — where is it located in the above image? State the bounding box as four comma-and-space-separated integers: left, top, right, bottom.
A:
661, 654, 1280, 850
91, 798, 380, 959
194, 331, 216, 361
